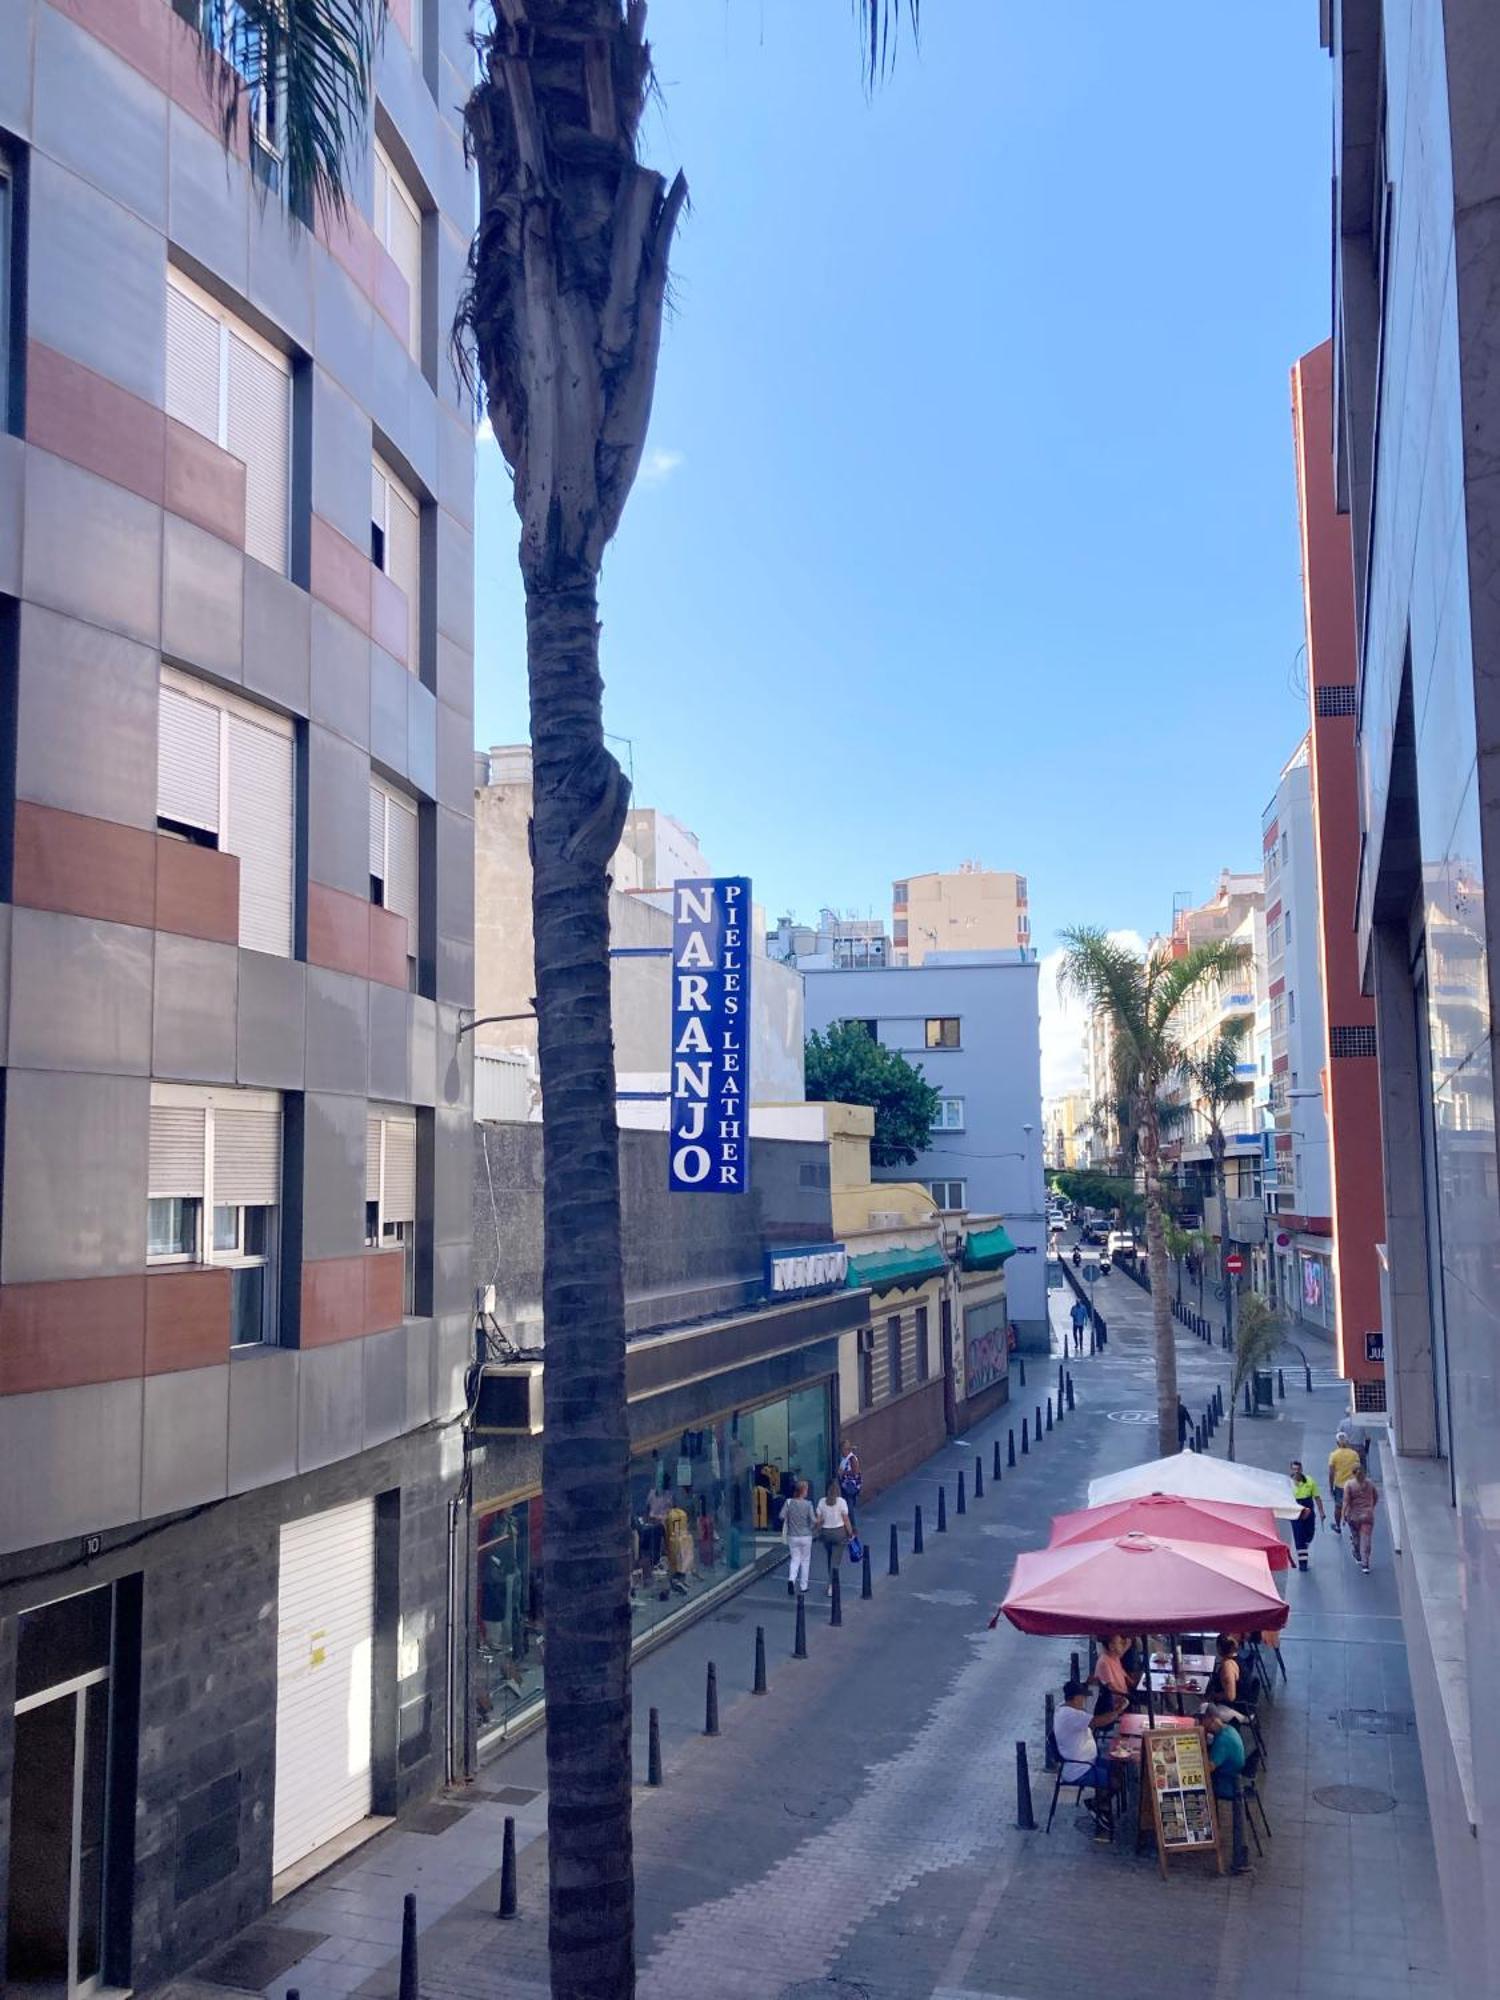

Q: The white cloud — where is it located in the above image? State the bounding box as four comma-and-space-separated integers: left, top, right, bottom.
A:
1038, 931, 1147, 1105
638, 447, 685, 488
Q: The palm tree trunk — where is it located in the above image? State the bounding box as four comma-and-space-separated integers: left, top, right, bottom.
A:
1139, 1107, 1180, 1458
1212, 1130, 1233, 1356
529, 578, 635, 2000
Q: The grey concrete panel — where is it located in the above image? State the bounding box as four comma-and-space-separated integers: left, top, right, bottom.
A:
28, 153, 166, 404
243, 561, 312, 718
435, 804, 474, 943
247, 196, 314, 356
16, 603, 160, 828
306, 722, 373, 897
8, 910, 153, 1077
163, 512, 246, 683
300, 1090, 367, 1259
408, 997, 438, 1109
435, 932, 474, 1010
368, 980, 411, 1103
311, 366, 373, 548
305, 964, 369, 1096
237, 949, 306, 1090
310, 602, 370, 751
432, 1104, 470, 1247
23, 450, 163, 646
2, 1069, 149, 1282
0, 2, 33, 139
312, 248, 374, 411
153, 933, 238, 1083
168, 103, 250, 300
407, 675, 437, 797
434, 633, 473, 725
362, 1322, 408, 1447
431, 1311, 470, 1423
297, 1336, 365, 1472
404, 1314, 434, 1429
369, 645, 411, 778
0, 433, 23, 598
227, 1344, 300, 1494
141, 1366, 230, 1518
434, 503, 474, 651
437, 411, 474, 529
0, 1380, 144, 1556
34, 5, 168, 231
368, 318, 412, 468
433, 1238, 470, 1317
436, 699, 474, 818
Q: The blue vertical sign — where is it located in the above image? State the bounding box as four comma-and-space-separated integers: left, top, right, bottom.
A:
669, 877, 751, 1193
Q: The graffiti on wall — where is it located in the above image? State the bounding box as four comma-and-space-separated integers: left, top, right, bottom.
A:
964, 1297, 1008, 1397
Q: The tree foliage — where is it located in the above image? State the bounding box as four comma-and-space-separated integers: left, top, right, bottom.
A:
1227, 1290, 1287, 1461
805, 1023, 941, 1168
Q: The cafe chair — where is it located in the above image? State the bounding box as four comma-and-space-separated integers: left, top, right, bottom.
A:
1044, 1737, 1111, 1838
1240, 1750, 1271, 1852
1228, 1701, 1268, 1772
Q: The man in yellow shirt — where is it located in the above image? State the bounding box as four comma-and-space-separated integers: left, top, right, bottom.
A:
1329, 1432, 1361, 1534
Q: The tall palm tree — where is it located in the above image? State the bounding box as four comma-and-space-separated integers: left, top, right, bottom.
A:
192, 5, 917, 1994
1174, 1021, 1253, 1349
1059, 929, 1251, 1457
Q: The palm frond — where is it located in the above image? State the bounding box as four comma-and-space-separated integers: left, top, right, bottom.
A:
1230, 1292, 1286, 1396
853, 0, 920, 83
1058, 926, 1152, 1074
1147, 937, 1251, 1040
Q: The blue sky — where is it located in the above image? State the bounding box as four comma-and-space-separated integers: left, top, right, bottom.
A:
473, 0, 1331, 965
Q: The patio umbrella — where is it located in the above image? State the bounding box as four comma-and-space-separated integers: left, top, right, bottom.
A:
1086, 1449, 1301, 1519
1048, 1492, 1293, 1571
996, 1531, 1290, 1638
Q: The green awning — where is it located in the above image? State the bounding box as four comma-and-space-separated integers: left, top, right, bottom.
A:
846, 1246, 949, 1295
962, 1226, 1017, 1272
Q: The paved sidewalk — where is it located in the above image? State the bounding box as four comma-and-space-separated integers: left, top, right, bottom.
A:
157, 1265, 1449, 2000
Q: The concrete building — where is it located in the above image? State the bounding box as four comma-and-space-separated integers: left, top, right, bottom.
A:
1046, 1089, 1093, 1171
1159, 895, 1262, 1217
1083, 1002, 1120, 1169
1325, 0, 1500, 1978
768, 908, 890, 970
801, 952, 1047, 1346
1291, 340, 1387, 1407
0, 2, 475, 1989
892, 865, 1029, 965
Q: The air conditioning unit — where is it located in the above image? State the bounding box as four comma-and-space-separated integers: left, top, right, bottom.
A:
473, 1362, 544, 1436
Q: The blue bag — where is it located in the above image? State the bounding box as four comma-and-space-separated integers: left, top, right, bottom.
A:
847, 1535, 863, 1565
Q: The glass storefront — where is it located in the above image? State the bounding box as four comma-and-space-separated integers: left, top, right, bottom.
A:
473, 1382, 830, 1748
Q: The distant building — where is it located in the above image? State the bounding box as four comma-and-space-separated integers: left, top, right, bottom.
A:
892, 866, 1029, 965
1046, 1091, 1093, 1171
1159, 889, 1264, 1217
768, 909, 889, 970
1084, 1004, 1120, 1169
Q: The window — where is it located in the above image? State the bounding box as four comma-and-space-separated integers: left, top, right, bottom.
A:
371, 455, 422, 673
1288, 989, 1297, 1025
892, 881, 909, 908
1283, 907, 1292, 944
373, 138, 423, 362
929, 1179, 966, 1211
840, 1018, 878, 1041
1271, 995, 1286, 1034
157, 667, 295, 957
0, 140, 20, 437
924, 1017, 960, 1049
914, 1304, 930, 1382
165, 268, 291, 572
886, 1315, 903, 1397
366, 1106, 418, 1313
148, 1085, 282, 1345
932, 1097, 965, 1131
1266, 919, 1281, 960
892, 919, 908, 947
179, 1, 283, 183
369, 776, 421, 988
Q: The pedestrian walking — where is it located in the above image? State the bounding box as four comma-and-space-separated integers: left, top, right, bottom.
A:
1342, 1460, 1380, 1572
837, 1440, 863, 1511
1069, 1299, 1088, 1354
1328, 1430, 1361, 1535
782, 1479, 816, 1596
1176, 1398, 1192, 1449
814, 1479, 852, 1594
1289, 1459, 1325, 1572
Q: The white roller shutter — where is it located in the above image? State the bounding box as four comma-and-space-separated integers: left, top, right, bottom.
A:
213, 1098, 281, 1207
385, 791, 419, 927
368, 784, 387, 885
224, 711, 294, 957
227, 331, 290, 572
165, 276, 222, 439
381, 1117, 417, 1224
365, 1113, 382, 1204
386, 477, 420, 671
273, 1499, 375, 1877
149, 1104, 206, 1198
158, 682, 222, 836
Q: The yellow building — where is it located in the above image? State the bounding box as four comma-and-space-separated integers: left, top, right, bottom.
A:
891, 865, 1029, 965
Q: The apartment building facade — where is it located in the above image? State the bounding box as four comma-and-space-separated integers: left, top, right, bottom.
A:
891, 865, 1029, 965
0, 1, 475, 1989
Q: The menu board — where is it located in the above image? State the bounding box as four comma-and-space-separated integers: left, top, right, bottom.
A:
1142, 1726, 1222, 1877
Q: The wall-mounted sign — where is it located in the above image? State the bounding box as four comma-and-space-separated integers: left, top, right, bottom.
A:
670, 877, 752, 1193
1365, 1330, 1384, 1364
765, 1244, 848, 1297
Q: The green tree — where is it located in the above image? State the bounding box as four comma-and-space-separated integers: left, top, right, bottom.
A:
805, 1024, 941, 1167
188, 5, 918, 1994
1059, 928, 1252, 1457
1173, 1021, 1254, 1349
1226, 1290, 1286, 1461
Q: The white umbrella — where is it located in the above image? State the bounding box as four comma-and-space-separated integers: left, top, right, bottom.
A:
1087, 1450, 1301, 1520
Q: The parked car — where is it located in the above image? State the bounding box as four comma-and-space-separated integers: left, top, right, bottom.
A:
1080, 1221, 1106, 1247
1107, 1230, 1136, 1259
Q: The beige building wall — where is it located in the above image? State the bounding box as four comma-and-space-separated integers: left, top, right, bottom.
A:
892, 868, 1029, 964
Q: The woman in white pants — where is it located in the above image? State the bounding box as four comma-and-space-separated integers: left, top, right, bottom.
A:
782, 1479, 816, 1595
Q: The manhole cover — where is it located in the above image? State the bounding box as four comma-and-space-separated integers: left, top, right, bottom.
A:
1337, 1707, 1413, 1735
1313, 1785, 1397, 1814
784, 1791, 852, 1821
910, 1589, 977, 1607
408, 1801, 470, 1835
778, 1984, 871, 2000
714, 1611, 747, 1626
472, 1784, 540, 1805
1107, 1411, 1157, 1424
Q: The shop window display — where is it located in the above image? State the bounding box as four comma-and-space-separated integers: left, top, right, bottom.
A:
475, 1498, 542, 1738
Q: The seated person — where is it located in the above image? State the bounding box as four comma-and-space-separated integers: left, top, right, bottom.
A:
1089, 1632, 1135, 1727
1203, 1707, 1246, 1800
1054, 1679, 1114, 1839
1204, 1634, 1241, 1707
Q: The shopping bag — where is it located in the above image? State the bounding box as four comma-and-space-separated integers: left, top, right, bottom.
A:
847, 1535, 863, 1565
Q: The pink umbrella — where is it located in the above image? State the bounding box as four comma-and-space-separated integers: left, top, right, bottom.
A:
995, 1532, 1289, 1638
1047, 1492, 1293, 1572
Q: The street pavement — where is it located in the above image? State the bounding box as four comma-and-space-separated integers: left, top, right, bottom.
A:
159, 1257, 1450, 2000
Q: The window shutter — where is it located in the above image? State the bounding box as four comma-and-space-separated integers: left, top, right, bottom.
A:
389, 183, 422, 356
224, 711, 294, 957
227, 331, 290, 573
385, 791, 419, 928
149, 1103, 206, 1198
165, 277, 221, 440
385, 474, 421, 672
366, 1114, 382, 1204
381, 1118, 417, 1224
369, 784, 387, 885
158, 682, 222, 836
214, 1099, 282, 1207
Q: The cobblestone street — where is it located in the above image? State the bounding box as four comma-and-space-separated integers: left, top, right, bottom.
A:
164, 1266, 1449, 2000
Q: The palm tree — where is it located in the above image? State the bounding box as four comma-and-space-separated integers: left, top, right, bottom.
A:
1226, 1290, 1285, 1461
1059, 929, 1251, 1457
191, 5, 916, 1994
1174, 1021, 1253, 1351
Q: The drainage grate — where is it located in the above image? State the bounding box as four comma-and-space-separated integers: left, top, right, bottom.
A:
472, 1784, 541, 1805
784, 1791, 853, 1822
714, 1611, 747, 1625
1313, 1784, 1397, 1814
407, 1802, 471, 1836
197, 1926, 326, 1989
1337, 1707, 1413, 1736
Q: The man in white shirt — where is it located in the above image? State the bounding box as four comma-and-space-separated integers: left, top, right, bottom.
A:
1054, 1679, 1114, 1838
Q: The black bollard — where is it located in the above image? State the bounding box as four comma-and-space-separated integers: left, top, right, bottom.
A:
1243, 1380, 1252, 1417
861, 1540, 873, 1599
1304, 1362, 1313, 1394
1019, 1355, 1027, 1388
1044, 1691, 1058, 1768
753, 1624, 768, 1694
647, 1706, 663, 1785
888, 1521, 901, 1576
957, 1470, 967, 1516
1066, 1372, 1075, 1411
937, 1485, 948, 1533
1016, 1740, 1037, 1830
1008, 1429, 1017, 1467
704, 1661, 720, 1736
1230, 1787, 1251, 1873
993, 1436, 1003, 1481
1277, 1366, 1286, 1400
399, 1893, 418, 2000
793, 1591, 808, 1658
1194, 1421, 1204, 1453
913, 1502, 925, 1553
1021, 1417, 1030, 1455
498, 1815, 518, 1919
1058, 1362, 1066, 1403
1035, 1403, 1043, 1442
1046, 1396, 1054, 1432
974, 1453, 984, 1499
830, 1567, 843, 1627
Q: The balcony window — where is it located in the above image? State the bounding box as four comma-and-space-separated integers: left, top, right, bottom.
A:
367, 1106, 418, 1314
370, 776, 421, 989
924, 1017, 961, 1049
148, 1086, 282, 1345
374, 136, 423, 362
372, 455, 422, 673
